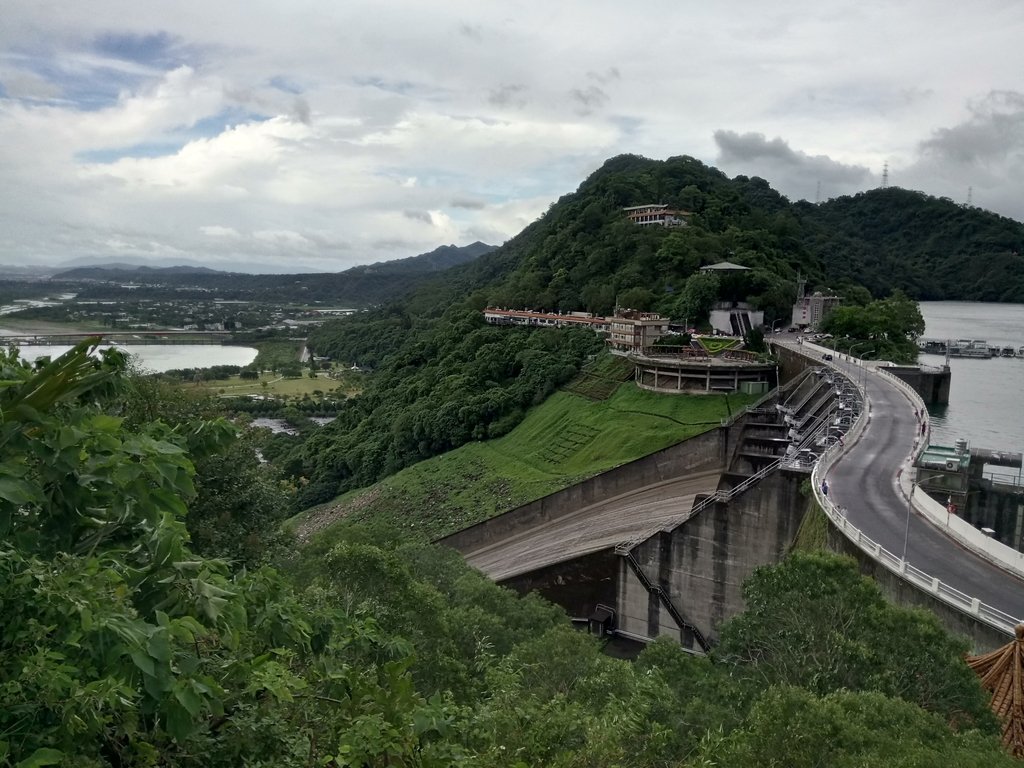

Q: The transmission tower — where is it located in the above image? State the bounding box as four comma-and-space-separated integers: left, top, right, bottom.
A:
881, 162, 889, 189
815, 180, 821, 204
967, 186, 973, 206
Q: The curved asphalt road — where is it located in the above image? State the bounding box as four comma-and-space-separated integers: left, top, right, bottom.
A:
778, 339, 1024, 621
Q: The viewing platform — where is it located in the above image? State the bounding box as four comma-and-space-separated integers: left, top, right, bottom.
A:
629, 349, 776, 394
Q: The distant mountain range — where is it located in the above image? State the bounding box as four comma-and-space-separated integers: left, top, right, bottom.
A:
49, 242, 498, 305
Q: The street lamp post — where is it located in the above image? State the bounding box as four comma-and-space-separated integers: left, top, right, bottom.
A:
903, 470, 936, 562
902, 477, 917, 562
849, 341, 872, 362
771, 318, 783, 335
849, 341, 873, 391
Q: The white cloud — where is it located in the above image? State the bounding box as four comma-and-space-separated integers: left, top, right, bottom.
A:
200, 225, 241, 238
2, 1, 1024, 269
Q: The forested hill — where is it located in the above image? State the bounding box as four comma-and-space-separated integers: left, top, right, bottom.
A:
294, 154, 1024, 509
414, 154, 820, 321
798, 188, 1024, 301
389, 155, 1024, 321
54, 241, 496, 304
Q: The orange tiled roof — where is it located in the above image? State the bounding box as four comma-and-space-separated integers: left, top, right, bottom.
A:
966, 624, 1024, 757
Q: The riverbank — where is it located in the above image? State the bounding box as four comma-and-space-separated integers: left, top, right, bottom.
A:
0, 317, 107, 335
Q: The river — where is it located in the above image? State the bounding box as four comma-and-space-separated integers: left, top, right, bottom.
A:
9, 343, 258, 373
919, 301, 1024, 455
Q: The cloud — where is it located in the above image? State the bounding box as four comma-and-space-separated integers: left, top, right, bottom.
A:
898, 90, 1024, 214
3, 1, 1024, 270
450, 197, 486, 210
403, 209, 432, 223
918, 91, 1024, 165
587, 67, 620, 85
714, 130, 874, 201
458, 23, 483, 41
570, 85, 608, 115
488, 83, 526, 109
200, 225, 241, 238
292, 96, 311, 124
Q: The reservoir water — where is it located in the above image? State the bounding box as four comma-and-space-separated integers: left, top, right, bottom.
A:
9, 343, 258, 373
919, 301, 1024, 454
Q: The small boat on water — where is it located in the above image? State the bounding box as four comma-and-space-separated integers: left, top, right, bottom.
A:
948, 339, 992, 358
917, 338, 1024, 359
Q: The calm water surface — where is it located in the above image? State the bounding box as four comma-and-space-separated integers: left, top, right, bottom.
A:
919, 301, 1024, 453
10, 343, 257, 373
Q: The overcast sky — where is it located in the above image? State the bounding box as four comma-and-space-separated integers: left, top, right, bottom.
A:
3, 1, 1024, 272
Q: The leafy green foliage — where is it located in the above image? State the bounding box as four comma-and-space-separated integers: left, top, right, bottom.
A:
799, 186, 1024, 301
0, 344, 471, 766
820, 289, 925, 363
296, 309, 602, 508
0, 354, 1009, 767
698, 686, 1016, 768
291, 385, 748, 541
717, 551, 996, 730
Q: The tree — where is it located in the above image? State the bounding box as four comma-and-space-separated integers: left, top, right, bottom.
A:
716, 552, 996, 730
699, 687, 1016, 768
669, 271, 720, 323
819, 290, 924, 363
0, 343, 467, 766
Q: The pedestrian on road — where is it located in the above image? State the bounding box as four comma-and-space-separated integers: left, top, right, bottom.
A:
821, 479, 829, 497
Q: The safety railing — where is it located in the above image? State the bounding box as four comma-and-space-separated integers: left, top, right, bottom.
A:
787, 376, 828, 415
614, 457, 782, 554
875, 365, 930, 461
800, 349, 1018, 637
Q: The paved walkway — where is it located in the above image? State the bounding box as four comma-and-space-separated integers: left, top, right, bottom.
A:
776, 339, 1024, 621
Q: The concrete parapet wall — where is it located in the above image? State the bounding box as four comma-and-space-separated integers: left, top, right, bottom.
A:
625, 471, 805, 645
440, 424, 740, 553
911, 484, 1024, 580
826, 523, 1010, 653
885, 365, 951, 405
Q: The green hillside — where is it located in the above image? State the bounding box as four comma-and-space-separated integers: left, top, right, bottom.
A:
294, 154, 1024, 510
402, 155, 1024, 319
799, 187, 1024, 301
291, 383, 758, 542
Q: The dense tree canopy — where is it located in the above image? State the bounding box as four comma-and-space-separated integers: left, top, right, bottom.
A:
820, 290, 925, 363
296, 308, 602, 507
0, 346, 1012, 765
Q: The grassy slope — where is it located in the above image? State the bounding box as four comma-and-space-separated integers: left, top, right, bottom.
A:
292, 383, 760, 542
198, 371, 361, 398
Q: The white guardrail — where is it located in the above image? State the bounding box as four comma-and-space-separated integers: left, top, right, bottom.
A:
877, 364, 1024, 581
801, 348, 1019, 636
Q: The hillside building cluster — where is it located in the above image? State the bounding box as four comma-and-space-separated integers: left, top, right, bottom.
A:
483, 307, 669, 354
791, 277, 841, 330
622, 204, 690, 228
